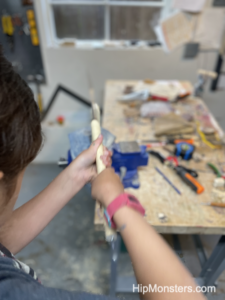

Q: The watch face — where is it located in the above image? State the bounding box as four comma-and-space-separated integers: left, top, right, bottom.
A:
128, 195, 138, 203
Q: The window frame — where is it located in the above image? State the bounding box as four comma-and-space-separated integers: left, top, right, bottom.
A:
42, 0, 169, 48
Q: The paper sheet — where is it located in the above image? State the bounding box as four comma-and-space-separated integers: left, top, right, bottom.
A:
194, 8, 225, 49
159, 12, 193, 52
173, 0, 206, 13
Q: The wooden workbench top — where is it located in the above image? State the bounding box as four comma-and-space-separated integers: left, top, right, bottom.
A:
94, 80, 225, 235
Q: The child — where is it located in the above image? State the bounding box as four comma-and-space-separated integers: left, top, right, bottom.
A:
0, 47, 205, 300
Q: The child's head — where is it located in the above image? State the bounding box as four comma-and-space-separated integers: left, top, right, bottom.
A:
0, 47, 42, 223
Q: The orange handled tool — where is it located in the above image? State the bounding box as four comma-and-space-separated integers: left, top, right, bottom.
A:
149, 150, 204, 194
173, 139, 194, 145
175, 166, 204, 194
167, 138, 194, 145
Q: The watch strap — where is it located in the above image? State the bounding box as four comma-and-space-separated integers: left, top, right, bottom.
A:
104, 193, 145, 229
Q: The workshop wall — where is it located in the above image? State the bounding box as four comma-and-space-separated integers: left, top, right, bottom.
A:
0, 0, 45, 81
33, 0, 218, 163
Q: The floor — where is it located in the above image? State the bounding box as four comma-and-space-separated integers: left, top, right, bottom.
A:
14, 164, 225, 299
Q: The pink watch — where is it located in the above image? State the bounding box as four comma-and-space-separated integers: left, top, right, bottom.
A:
104, 193, 145, 229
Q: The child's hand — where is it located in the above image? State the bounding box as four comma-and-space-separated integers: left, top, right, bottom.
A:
69, 135, 112, 186
92, 168, 124, 207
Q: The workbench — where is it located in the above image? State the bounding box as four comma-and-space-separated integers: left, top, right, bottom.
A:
94, 80, 225, 295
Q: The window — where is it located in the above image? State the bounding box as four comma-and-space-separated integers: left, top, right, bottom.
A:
46, 0, 166, 45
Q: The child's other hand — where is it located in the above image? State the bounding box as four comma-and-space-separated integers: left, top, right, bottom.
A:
91, 168, 124, 207
69, 135, 112, 186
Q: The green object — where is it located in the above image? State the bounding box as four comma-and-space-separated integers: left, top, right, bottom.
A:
207, 163, 222, 177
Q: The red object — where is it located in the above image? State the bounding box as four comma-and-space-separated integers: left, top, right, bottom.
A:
104, 193, 145, 229
151, 95, 168, 102
166, 156, 179, 167
57, 115, 64, 125
146, 142, 165, 148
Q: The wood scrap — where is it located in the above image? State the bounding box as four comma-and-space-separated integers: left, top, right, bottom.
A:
128, 101, 139, 108
144, 79, 155, 84
198, 69, 217, 79
123, 85, 134, 94
211, 188, 225, 203
154, 113, 194, 137
214, 178, 225, 188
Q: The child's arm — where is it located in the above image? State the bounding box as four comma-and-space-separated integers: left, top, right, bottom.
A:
92, 168, 206, 300
0, 135, 111, 254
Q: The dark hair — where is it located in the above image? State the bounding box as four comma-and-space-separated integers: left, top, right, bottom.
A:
0, 46, 42, 194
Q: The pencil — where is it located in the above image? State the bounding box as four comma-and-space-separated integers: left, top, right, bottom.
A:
155, 167, 182, 195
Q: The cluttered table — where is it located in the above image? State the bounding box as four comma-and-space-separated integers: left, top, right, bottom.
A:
94, 80, 225, 235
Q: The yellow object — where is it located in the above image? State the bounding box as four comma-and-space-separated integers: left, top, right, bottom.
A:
26, 10, 34, 20
30, 28, 39, 45
26, 9, 39, 46
1, 15, 14, 36
37, 93, 43, 113
29, 20, 36, 28
32, 35, 39, 46
196, 122, 220, 150
30, 28, 37, 35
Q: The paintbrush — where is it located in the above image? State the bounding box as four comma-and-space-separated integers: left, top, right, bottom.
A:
91, 103, 105, 174
201, 202, 225, 208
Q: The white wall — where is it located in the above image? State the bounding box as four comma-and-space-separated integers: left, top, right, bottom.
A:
33, 0, 221, 163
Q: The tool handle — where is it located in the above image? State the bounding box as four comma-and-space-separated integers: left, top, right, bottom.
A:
91, 119, 105, 173
37, 93, 43, 113
176, 167, 204, 194
211, 202, 225, 208
149, 150, 165, 164
180, 166, 198, 178
173, 139, 194, 145
207, 163, 222, 178
91, 119, 117, 241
